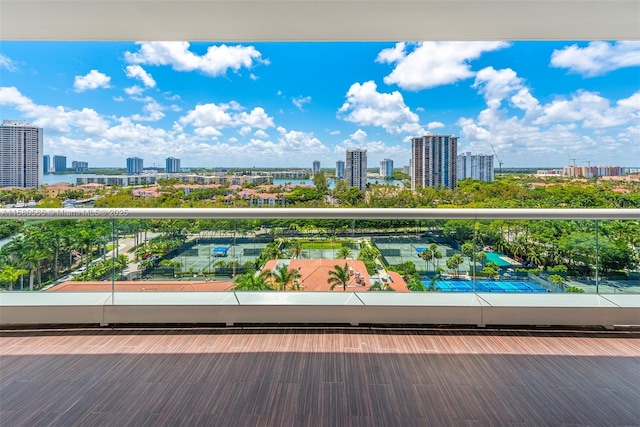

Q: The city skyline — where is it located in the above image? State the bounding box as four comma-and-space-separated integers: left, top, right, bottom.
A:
0, 41, 638, 168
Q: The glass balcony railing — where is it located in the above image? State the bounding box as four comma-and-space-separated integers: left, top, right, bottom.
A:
1, 208, 638, 327
1, 208, 639, 294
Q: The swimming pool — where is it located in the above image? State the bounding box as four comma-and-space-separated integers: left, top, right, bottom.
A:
422, 279, 547, 293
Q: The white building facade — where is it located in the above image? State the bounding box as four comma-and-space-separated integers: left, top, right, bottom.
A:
166, 157, 181, 173
346, 149, 367, 190
379, 158, 394, 179
126, 157, 144, 174
457, 152, 494, 182
411, 134, 458, 190
0, 120, 43, 188
335, 160, 345, 179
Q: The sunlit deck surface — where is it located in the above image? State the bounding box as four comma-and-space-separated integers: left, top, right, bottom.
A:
1, 327, 639, 426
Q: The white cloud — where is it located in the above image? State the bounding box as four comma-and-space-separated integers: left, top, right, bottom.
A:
249, 73, 258, 81
125, 42, 266, 77
376, 41, 509, 91
0, 86, 31, 105
238, 126, 252, 136
534, 90, 640, 129
338, 80, 421, 134
427, 121, 445, 130
125, 65, 156, 87
275, 127, 329, 155
236, 107, 274, 129
73, 70, 111, 92
130, 97, 165, 122
350, 129, 367, 143
336, 129, 410, 163
0, 86, 110, 136
292, 95, 312, 110
179, 102, 275, 137
0, 54, 16, 71
113, 96, 124, 102
124, 85, 144, 96
329, 130, 341, 135
457, 68, 640, 166
0, 86, 323, 168
550, 41, 640, 77
473, 67, 524, 105
180, 103, 234, 129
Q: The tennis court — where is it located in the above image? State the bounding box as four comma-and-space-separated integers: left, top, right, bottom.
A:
372, 238, 473, 273
168, 240, 269, 273
426, 279, 547, 293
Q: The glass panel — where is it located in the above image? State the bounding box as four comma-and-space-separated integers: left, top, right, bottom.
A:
5, 215, 635, 296
596, 219, 640, 295
0, 218, 116, 292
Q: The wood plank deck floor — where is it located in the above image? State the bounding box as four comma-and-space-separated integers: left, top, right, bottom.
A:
1, 327, 638, 426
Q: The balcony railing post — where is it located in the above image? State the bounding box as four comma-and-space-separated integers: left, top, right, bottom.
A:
111, 219, 116, 304
595, 219, 599, 294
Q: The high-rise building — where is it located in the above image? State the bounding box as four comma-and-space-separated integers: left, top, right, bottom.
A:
457, 152, 494, 182
411, 134, 458, 190
166, 157, 181, 173
71, 161, 89, 172
53, 155, 67, 173
0, 120, 43, 188
346, 149, 367, 190
380, 158, 394, 179
126, 157, 144, 174
312, 160, 321, 175
335, 160, 345, 179
43, 155, 50, 175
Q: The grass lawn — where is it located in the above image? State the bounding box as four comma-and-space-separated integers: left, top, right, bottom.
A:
300, 242, 345, 250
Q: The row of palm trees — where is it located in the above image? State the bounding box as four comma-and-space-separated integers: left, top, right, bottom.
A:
0, 220, 113, 291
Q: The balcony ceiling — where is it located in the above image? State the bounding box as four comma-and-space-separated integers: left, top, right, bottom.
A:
1, 0, 639, 41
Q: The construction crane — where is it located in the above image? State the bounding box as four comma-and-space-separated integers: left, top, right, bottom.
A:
582, 160, 594, 167
490, 144, 504, 174
569, 158, 577, 166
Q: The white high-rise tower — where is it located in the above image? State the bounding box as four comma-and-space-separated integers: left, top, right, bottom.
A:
0, 120, 43, 188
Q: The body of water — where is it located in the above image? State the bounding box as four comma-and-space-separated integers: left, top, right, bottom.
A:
42, 174, 96, 185
43, 175, 404, 188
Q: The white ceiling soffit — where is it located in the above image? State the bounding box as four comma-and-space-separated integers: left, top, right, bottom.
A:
1, 0, 639, 41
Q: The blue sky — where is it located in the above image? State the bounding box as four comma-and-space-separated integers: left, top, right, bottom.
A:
0, 41, 638, 169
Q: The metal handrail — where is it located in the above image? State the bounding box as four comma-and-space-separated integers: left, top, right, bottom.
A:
1, 207, 639, 220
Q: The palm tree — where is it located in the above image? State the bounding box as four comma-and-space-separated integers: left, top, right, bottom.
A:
369, 281, 395, 291
261, 243, 284, 260
269, 263, 302, 291
420, 249, 433, 272
426, 274, 440, 292
406, 276, 425, 292
446, 253, 465, 275
433, 250, 443, 270
289, 242, 308, 259
234, 271, 274, 291
327, 263, 351, 291
476, 251, 487, 268
0, 265, 28, 291
527, 248, 544, 267
510, 238, 527, 261
336, 247, 353, 259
